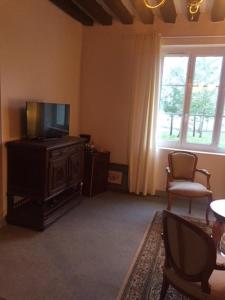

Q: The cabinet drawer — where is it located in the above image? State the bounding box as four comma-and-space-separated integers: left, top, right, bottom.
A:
49, 144, 83, 159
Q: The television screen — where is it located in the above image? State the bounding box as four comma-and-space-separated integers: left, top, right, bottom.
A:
26, 101, 70, 139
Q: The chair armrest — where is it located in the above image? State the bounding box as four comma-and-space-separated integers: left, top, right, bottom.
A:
195, 168, 211, 190
215, 263, 225, 271
165, 166, 172, 191
196, 168, 211, 177
165, 166, 171, 175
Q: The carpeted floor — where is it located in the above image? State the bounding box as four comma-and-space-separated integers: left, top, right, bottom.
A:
0, 191, 212, 300
117, 211, 213, 300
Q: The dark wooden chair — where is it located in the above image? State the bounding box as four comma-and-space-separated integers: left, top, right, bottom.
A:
166, 151, 212, 224
160, 210, 225, 300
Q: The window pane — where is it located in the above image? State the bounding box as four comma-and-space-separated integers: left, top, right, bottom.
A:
159, 57, 188, 142
187, 57, 223, 144
193, 57, 222, 86
219, 105, 225, 148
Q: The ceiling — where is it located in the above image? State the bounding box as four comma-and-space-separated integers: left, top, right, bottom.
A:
49, 0, 225, 26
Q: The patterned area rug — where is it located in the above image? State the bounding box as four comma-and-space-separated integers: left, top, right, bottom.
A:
118, 211, 212, 300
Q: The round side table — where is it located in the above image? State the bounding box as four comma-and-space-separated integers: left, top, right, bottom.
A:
210, 199, 225, 255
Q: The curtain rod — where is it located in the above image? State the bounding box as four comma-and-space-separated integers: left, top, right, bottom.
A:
162, 35, 225, 39
123, 34, 225, 38
122, 33, 225, 40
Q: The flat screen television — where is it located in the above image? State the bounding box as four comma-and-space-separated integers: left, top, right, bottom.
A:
26, 101, 70, 139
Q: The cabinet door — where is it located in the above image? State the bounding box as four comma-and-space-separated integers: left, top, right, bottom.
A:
68, 150, 84, 186
48, 156, 68, 196
7, 147, 46, 197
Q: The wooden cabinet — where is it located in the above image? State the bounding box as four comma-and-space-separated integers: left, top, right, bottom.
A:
83, 151, 110, 197
6, 136, 84, 230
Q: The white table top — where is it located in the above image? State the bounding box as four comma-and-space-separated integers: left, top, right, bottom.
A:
210, 199, 225, 218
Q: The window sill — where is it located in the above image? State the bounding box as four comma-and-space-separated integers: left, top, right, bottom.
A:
158, 146, 225, 157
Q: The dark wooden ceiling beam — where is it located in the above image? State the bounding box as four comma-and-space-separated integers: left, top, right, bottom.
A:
186, 0, 200, 22
131, 0, 154, 24
49, 0, 93, 26
102, 0, 133, 24
211, 0, 225, 22
160, 0, 176, 23
72, 0, 112, 25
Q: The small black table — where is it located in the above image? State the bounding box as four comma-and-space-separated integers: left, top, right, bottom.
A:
83, 150, 110, 197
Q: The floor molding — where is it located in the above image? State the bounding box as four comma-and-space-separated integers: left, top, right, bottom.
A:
155, 190, 167, 197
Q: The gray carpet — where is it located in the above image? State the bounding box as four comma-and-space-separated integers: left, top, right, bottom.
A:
0, 192, 209, 300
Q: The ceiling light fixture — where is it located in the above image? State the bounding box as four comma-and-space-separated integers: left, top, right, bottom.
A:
143, 0, 166, 9
144, 0, 204, 19
188, 0, 204, 16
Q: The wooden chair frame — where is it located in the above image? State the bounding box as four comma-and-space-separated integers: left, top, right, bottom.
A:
166, 151, 212, 224
160, 210, 224, 300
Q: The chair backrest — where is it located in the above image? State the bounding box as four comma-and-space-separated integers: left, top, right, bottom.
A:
162, 210, 216, 293
168, 151, 197, 180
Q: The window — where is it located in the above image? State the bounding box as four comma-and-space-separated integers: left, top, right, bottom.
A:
158, 46, 225, 153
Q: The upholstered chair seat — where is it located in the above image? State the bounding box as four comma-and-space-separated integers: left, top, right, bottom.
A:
166, 151, 213, 224
168, 181, 212, 197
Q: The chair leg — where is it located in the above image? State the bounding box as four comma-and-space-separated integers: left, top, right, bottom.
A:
160, 274, 169, 300
206, 195, 212, 225
189, 199, 192, 214
167, 193, 173, 210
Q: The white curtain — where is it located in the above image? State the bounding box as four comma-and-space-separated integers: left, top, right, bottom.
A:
128, 33, 160, 196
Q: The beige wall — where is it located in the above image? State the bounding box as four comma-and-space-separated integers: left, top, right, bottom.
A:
80, 18, 225, 199
80, 30, 134, 164
0, 0, 83, 216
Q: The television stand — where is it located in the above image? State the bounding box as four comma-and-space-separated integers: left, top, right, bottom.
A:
35, 136, 64, 141
6, 136, 85, 230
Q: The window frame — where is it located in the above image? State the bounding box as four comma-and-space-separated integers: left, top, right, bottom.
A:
158, 45, 225, 153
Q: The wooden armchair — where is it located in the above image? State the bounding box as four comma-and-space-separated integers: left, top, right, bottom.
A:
166, 151, 212, 224
160, 210, 225, 300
